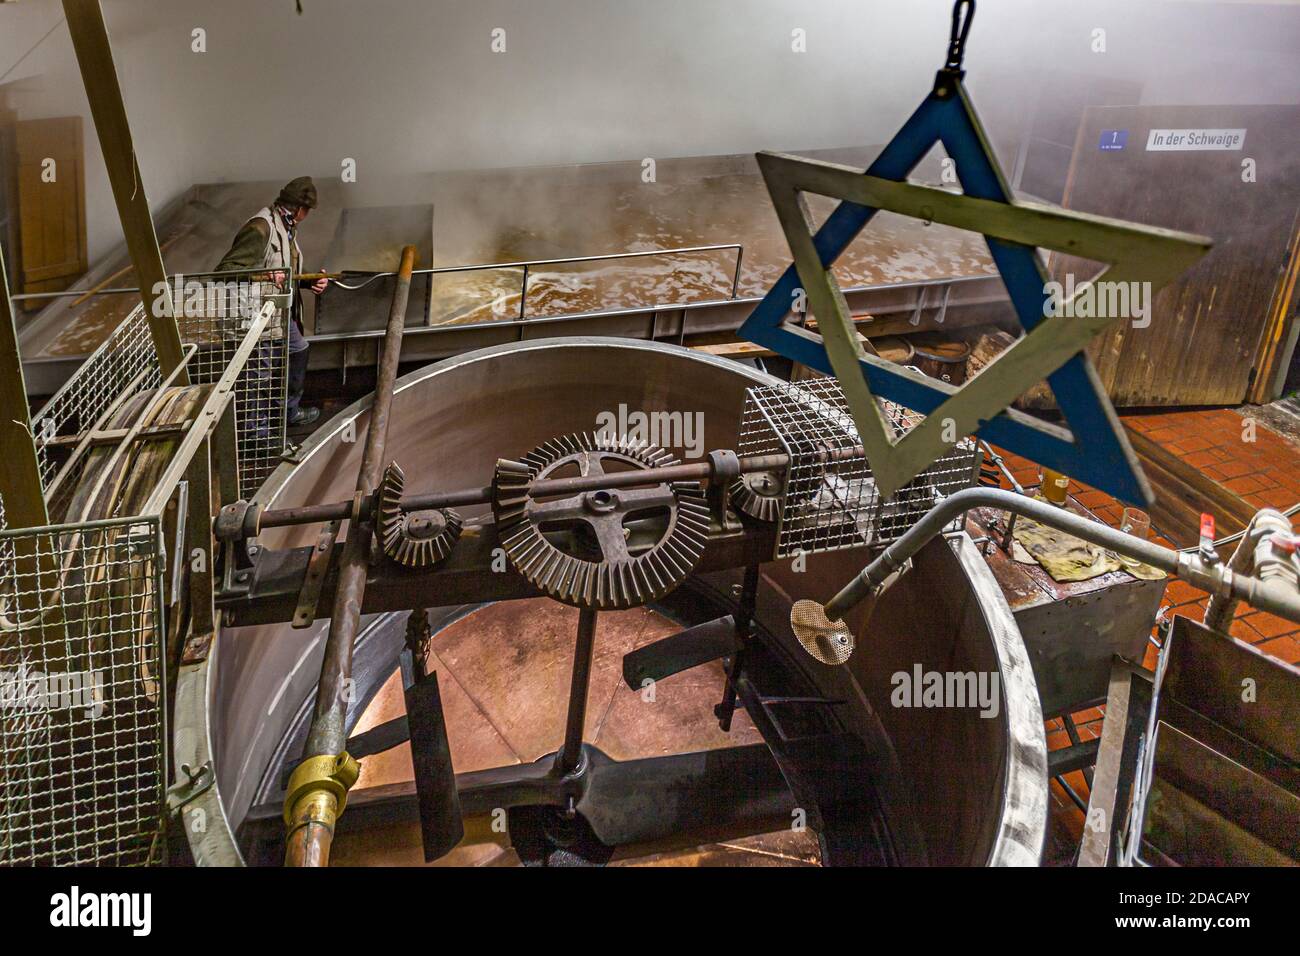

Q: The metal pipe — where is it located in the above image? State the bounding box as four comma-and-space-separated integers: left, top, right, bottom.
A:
977, 441, 1026, 553
823, 488, 1300, 626
284, 245, 418, 867
559, 607, 599, 775
323, 271, 999, 341
9, 265, 297, 302
1203, 509, 1297, 633
253, 451, 800, 533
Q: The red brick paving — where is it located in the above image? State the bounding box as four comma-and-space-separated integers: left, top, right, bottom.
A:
989, 406, 1300, 859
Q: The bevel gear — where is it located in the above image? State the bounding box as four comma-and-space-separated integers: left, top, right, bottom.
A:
378, 462, 463, 568
491, 433, 709, 610
729, 470, 783, 523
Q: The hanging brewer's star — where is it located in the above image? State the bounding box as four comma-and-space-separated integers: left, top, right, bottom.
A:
738, 33, 1210, 506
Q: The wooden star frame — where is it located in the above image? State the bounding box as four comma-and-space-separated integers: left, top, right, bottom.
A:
738, 79, 1210, 505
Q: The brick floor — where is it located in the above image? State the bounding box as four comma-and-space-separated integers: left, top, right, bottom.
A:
988, 406, 1300, 860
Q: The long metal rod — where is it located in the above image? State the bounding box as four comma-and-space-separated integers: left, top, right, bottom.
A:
342, 243, 745, 279
12, 244, 746, 302
62, 0, 186, 381
823, 487, 1300, 625
559, 607, 600, 775
253, 451, 802, 532
304, 272, 1001, 344
285, 245, 418, 868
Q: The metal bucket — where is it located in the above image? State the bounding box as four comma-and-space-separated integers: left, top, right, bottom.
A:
173, 337, 1046, 866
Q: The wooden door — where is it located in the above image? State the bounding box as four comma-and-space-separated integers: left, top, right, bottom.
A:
15, 116, 87, 302
1052, 105, 1300, 407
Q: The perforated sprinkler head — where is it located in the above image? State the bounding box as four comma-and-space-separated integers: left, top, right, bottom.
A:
790, 599, 855, 665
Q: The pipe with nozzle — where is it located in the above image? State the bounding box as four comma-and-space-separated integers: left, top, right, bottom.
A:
817, 488, 1300, 633
283, 245, 418, 867
1203, 508, 1298, 633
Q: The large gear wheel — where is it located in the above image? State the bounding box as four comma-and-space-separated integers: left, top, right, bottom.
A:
491, 433, 709, 610
378, 462, 463, 568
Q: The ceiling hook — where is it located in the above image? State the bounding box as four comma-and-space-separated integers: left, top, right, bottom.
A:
945, 0, 976, 71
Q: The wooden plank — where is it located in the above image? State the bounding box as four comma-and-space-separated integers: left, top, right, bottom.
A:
690, 340, 773, 359
62, 0, 186, 380
0, 249, 48, 528
690, 323, 871, 360
1123, 424, 1257, 548
1251, 213, 1300, 403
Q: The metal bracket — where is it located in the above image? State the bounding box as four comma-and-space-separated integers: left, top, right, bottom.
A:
166, 761, 215, 815
293, 519, 342, 629
706, 449, 743, 533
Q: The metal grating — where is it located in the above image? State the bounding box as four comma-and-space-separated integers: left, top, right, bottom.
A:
737, 376, 980, 559
0, 513, 166, 866
32, 307, 163, 490
174, 274, 290, 500
34, 277, 289, 506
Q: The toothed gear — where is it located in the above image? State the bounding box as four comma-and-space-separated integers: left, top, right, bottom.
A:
729, 470, 783, 523
378, 462, 463, 568
491, 432, 709, 610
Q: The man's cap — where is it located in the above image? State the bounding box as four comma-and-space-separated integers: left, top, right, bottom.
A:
277, 176, 318, 209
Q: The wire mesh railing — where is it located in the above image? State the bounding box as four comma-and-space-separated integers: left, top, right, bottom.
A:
0, 513, 167, 866
32, 306, 163, 493
738, 376, 981, 559
34, 272, 292, 505
1, 302, 275, 866
171, 271, 292, 500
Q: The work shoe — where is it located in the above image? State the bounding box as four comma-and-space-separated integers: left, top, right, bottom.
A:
289, 406, 321, 426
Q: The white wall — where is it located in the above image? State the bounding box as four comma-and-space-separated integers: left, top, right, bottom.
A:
1, 0, 1296, 263
0, 1, 209, 260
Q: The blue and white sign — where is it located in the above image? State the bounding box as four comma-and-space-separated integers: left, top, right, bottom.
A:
1099, 129, 1128, 151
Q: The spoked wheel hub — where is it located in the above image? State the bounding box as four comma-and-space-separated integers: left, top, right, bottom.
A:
493, 433, 710, 610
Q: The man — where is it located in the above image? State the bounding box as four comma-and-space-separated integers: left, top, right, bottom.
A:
215, 176, 329, 426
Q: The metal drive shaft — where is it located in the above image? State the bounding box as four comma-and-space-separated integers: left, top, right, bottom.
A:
284, 245, 418, 867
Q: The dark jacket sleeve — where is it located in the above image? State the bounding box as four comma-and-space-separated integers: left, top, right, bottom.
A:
214, 218, 270, 274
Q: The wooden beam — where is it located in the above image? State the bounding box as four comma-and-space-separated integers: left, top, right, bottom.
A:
0, 252, 49, 528
62, 0, 186, 380
1123, 425, 1257, 549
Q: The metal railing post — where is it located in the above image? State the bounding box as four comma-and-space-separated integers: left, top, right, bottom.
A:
731, 245, 745, 299
518, 264, 530, 321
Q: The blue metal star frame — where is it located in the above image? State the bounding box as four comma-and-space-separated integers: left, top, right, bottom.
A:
738, 78, 1205, 506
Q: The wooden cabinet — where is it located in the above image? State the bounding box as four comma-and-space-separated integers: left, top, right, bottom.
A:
7, 116, 87, 307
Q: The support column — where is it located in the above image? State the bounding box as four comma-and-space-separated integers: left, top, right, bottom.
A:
63, 0, 186, 380
0, 253, 48, 528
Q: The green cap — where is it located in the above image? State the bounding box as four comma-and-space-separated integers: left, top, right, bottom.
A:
277, 176, 318, 210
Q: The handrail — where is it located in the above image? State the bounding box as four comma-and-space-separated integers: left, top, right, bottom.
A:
11, 244, 747, 314
302, 272, 1005, 345
822, 487, 1300, 626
